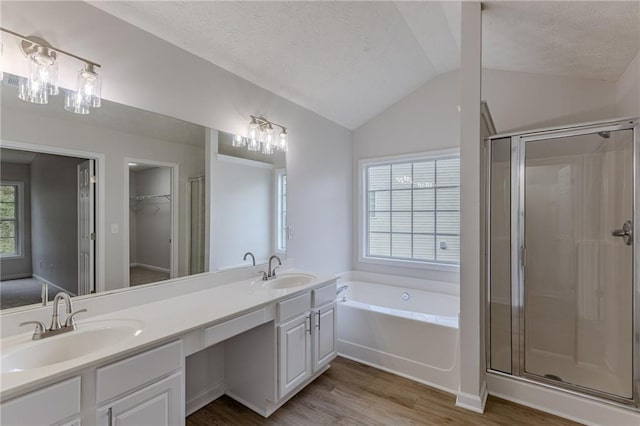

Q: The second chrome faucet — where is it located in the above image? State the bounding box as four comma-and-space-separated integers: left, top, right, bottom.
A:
260, 255, 282, 281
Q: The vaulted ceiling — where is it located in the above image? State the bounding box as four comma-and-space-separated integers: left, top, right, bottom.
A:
90, 1, 639, 130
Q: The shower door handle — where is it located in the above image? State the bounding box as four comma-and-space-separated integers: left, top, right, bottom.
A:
611, 220, 633, 245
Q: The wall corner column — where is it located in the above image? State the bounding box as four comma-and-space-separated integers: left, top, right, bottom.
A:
456, 1, 487, 414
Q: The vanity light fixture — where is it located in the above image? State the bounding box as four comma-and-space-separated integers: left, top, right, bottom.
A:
0, 27, 102, 114
234, 115, 289, 155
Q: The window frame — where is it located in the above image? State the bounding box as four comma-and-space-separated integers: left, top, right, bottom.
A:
0, 181, 24, 259
358, 149, 460, 272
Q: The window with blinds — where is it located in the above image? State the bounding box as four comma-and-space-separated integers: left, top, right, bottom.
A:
363, 155, 460, 266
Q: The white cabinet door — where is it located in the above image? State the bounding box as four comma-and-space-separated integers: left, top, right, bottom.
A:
97, 372, 182, 426
313, 302, 337, 371
278, 313, 312, 398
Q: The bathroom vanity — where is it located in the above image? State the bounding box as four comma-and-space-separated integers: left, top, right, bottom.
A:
0, 272, 337, 425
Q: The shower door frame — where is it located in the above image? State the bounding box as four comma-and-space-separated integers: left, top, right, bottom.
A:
486, 117, 640, 408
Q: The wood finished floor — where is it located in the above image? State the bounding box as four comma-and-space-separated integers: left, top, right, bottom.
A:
187, 357, 580, 425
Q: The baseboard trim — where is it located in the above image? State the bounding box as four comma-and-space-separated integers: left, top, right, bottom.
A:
185, 380, 225, 416
32, 274, 76, 297
131, 263, 170, 273
0, 272, 33, 281
455, 381, 488, 413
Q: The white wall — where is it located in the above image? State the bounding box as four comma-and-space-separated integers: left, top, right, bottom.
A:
212, 158, 273, 270
132, 167, 172, 271
616, 50, 640, 117
0, 162, 32, 280
30, 153, 85, 294
1, 1, 353, 279
482, 69, 617, 132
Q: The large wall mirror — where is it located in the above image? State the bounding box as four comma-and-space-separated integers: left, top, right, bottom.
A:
0, 73, 287, 311
212, 131, 287, 271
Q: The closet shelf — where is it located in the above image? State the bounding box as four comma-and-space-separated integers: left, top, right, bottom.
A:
129, 194, 171, 201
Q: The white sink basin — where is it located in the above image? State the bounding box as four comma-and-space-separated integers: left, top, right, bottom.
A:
1, 319, 144, 373
265, 273, 315, 289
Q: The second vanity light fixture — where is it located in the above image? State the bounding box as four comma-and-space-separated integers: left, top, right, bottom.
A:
233, 115, 289, 155
0, 27, 102, 115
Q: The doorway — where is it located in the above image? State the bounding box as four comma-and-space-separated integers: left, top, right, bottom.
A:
0, 147, 98, 309
127, 160, 177, 286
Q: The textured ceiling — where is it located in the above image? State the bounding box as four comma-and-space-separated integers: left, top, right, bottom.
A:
89, 1, 460, 130
482, 1, 640, 81
89, 1, 639, 130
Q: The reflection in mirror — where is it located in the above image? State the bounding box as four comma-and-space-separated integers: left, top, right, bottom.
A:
128, 163, 173, 286
212, 131, 286, 271
0, 72, 206, 310
1, 149, 95, 308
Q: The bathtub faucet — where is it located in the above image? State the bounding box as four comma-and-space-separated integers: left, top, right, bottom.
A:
336, 285, 348, 302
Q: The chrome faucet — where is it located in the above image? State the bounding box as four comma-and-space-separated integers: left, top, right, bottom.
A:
19, 292, 87, 340
261, 255, 282, 281
336, 285, 348, 302
243, 252, 256, 266
50, 292, 72, 331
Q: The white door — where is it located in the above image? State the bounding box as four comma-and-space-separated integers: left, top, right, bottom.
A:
278, 313, 312, 398
96, 372, 182, 426
313, 302, 337, 371
77, 160, 95, 296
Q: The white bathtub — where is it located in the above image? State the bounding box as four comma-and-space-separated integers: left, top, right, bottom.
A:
337, 277, 459, 393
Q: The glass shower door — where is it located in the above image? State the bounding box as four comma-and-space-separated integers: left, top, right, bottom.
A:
523, 129, 634, 399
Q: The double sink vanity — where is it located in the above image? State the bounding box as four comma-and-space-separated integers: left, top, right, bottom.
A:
0, 270, 338, 425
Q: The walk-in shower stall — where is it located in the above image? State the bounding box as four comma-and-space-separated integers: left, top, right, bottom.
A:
486, 117, 639, 408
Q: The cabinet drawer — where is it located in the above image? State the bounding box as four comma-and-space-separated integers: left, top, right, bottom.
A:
313, 282, 337, 307
204, 308, 267, 347
96, 340, 182, 404
1, 376, 80, 426
278, 292, 311, 322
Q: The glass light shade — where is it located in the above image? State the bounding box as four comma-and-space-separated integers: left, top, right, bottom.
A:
64, 90, 90, 115
278, 130, 288, 152
265, 126, 274, 144
31, 49, 58, 96
247, 123, 259, 141
232, 134, 246, 147
261, 143, 274, 155
78, 65, 101, 108
46, 61, 59, 96
18, 76, 48, 104
247, 137, 261, 151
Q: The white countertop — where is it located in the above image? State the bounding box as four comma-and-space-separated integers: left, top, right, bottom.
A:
0, 271, 336, 401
